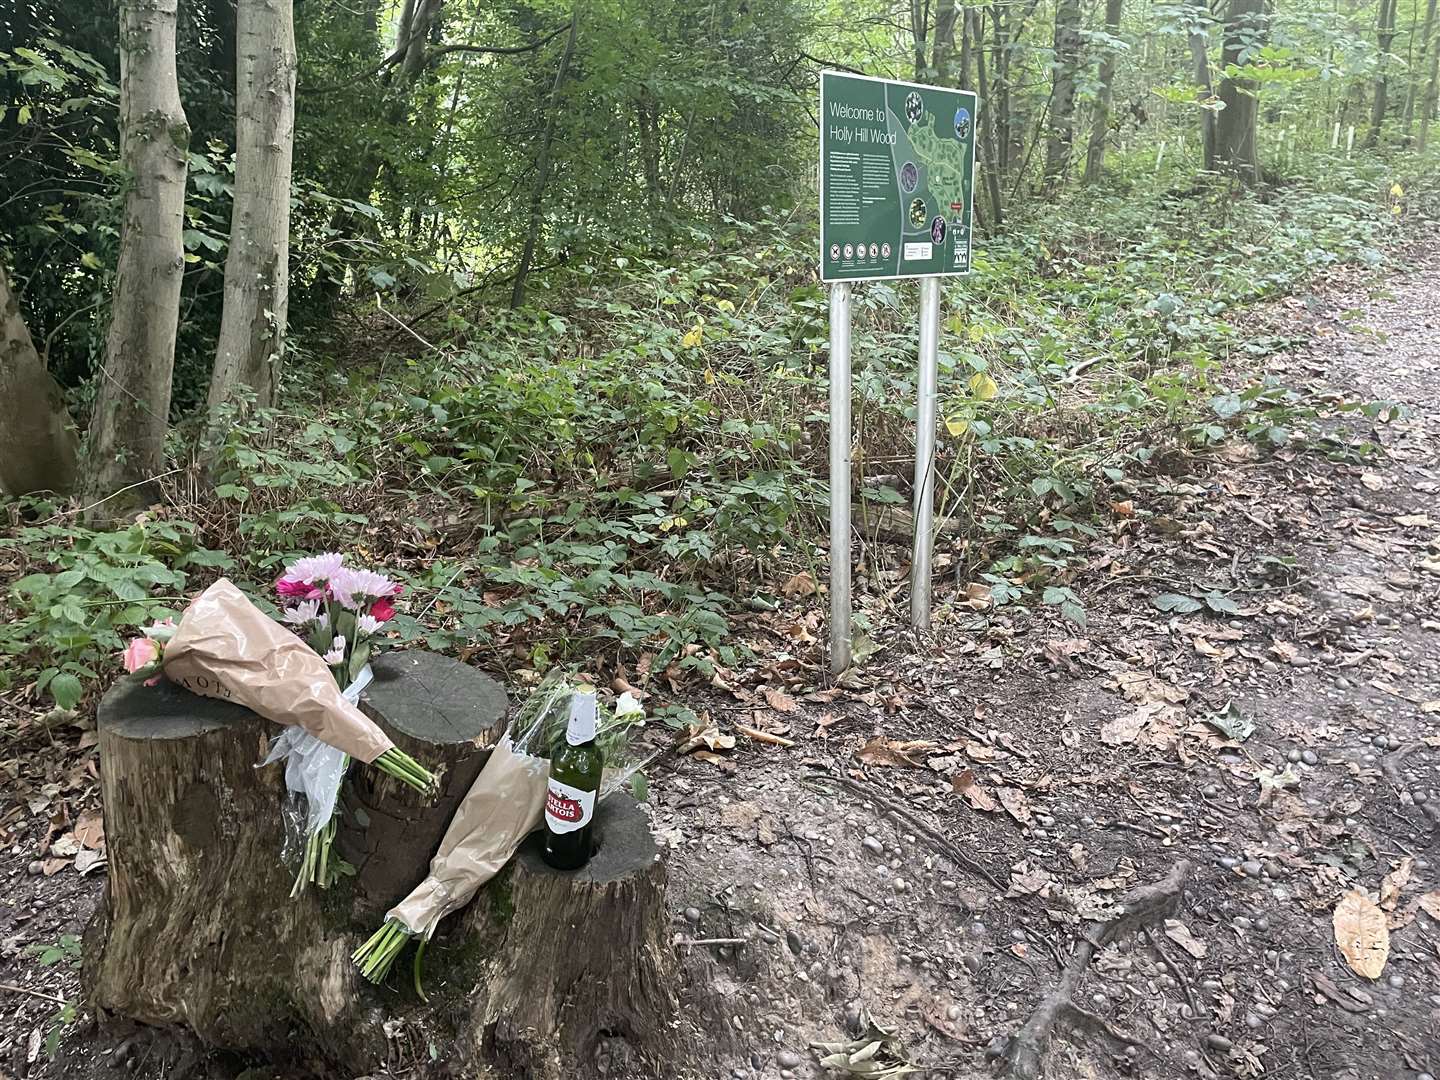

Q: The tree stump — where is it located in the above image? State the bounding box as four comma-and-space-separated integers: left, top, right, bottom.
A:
337, 650, 507, 919
459, 795, 684, 1080
82, 672, 375, 1059
84, 651, 505, 1065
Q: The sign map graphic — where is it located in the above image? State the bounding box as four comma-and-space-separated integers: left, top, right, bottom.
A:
820, 71, 978, 282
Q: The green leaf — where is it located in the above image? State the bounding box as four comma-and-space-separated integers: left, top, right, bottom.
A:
1151, 592, 1202, 613
1202, 591, 1241, 614
49, 673, 83, 710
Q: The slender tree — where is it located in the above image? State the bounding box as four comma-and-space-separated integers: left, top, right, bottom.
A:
1422, 0, 1440, 150
1367, 0, 1398, 146
932, 0, 959, 82
1044, 0, 1082, 188
1402, 0, 1437, 139
1189, 0, 1218, 169
208, 0, 298, 421
85, 0, 190, 518
1084, 0, 1126, 182
1211, 0, 1266, 182
0, 261, 79, 496
510, 7, 579, 310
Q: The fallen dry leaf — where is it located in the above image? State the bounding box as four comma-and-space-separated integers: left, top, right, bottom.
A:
952, 768, 999, 812
1164, 918, 1208, 959
856, 737, 935, 768
1333, 891, 1389, 979
764, 688, 799, 713
1006, 863, 1052, 897
678, 721, 736, 755
1420, 700, 1440, 714
1360, 472, 1385, 491
74, 810, 104, 851
1379, 857, 1414, 911
692, 750, 736, 773
1417, 892, 1440, 921
1100, 709, 1149, 746
996, 786, 1033, 825
1111, 670, 1188, 705
780, 571, 817, 598
1394, 513, 1433, 527
734, 722, 795, 748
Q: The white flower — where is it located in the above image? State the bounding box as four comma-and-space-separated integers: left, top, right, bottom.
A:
356, 614, 384, 637
282, 599, 323, 627
322, 636, 346, 665
283, 552, 345, 585
328, 566, 400, 610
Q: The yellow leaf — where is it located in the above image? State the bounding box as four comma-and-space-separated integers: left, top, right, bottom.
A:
1390, 182, 1404, 198
681, 326, 703, 348
968, 372, 998, 401
1333, 891, 1389, 979
945, 416, 968, 436
81, 252, 103, 270
703, 367, 716, 385
716, 299, 735, 313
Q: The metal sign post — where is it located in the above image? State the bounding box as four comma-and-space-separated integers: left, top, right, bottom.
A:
818, 71, 978, 671
910, 276, 941, 630
828, 282, 853, 674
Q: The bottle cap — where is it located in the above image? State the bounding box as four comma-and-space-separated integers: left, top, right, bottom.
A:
565, 690, 598, 745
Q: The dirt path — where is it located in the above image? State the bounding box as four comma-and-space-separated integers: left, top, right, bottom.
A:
650, 241, 1440, 1080
3, 243, 1438, 1080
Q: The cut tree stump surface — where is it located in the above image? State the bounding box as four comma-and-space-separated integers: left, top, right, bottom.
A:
339, 650, 507, 917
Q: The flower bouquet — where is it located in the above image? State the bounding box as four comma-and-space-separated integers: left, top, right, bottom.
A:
120, 558, 437, 895
352, 672, 647, 991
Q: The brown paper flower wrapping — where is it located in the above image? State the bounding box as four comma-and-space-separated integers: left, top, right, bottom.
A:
387, 736, 549, 936
162, 578, 394, 763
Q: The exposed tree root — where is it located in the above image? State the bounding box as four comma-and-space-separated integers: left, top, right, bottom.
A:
996, 860, 1192, 1079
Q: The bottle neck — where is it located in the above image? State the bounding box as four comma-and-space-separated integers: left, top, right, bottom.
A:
565, 689, 598, 746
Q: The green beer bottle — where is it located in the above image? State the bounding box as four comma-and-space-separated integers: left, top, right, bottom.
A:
542, 689, 603, 870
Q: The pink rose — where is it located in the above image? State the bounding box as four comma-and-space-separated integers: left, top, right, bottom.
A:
368, 597, 396, 622
122, 636, 159, 673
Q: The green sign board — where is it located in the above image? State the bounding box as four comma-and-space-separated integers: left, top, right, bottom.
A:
820, 71, 977, 283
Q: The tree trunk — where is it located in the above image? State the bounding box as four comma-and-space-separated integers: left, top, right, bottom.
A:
971, 8, 1005, 227
1083, 0, 1125, 183
1188, 0, 1217, 170
993, 4, 1012, 172
933, 0, 958, 82
510, 7, 579, 310
911, 0, 929, 79
1367, 0, 1398, 146
0, 261, 79, 496
1044, 0, 1083, 188
1404, 0, 1438, 138
460, 795, 683, 1079
1212, 0, 1266, 183
1422, 0, 1440, 151
83, 0, 190, 521
207, 0, 297, 424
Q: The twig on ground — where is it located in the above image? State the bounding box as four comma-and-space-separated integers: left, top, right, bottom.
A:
0, 982, 69, 1005
673, 937, 747, 948
804, 770, 1006, 890
997, 860, 1192, 1080
1143, 924, 1204, 1017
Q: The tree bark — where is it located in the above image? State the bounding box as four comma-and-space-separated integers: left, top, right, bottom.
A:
1083, 0, 1125, 183
911, 0, 930, 79
207, 0, 297, 424
1212, 0, 1266, 183
84, 0, 190, 521
0, 261, 79, 496
1367, 0, 1398, 146
509, 7, 579, 310
1188, 0, 1217, 170
1044, 0, 1083, 188
933, 0, 958, 82
83, 674, 380, 1064
336, 650, 507, 921
460, 795, 684, 1080
1399, 0, 1434, 138
1422, 0, 1440, 151
971, 8, 1005, 227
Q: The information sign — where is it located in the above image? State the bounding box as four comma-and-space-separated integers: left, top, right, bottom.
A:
819, 71, 977, 282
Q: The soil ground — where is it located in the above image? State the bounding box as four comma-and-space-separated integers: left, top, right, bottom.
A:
3, 233, 1438, 1080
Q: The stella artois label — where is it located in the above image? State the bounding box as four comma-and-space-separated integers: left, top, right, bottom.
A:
545, 777, 596, 834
